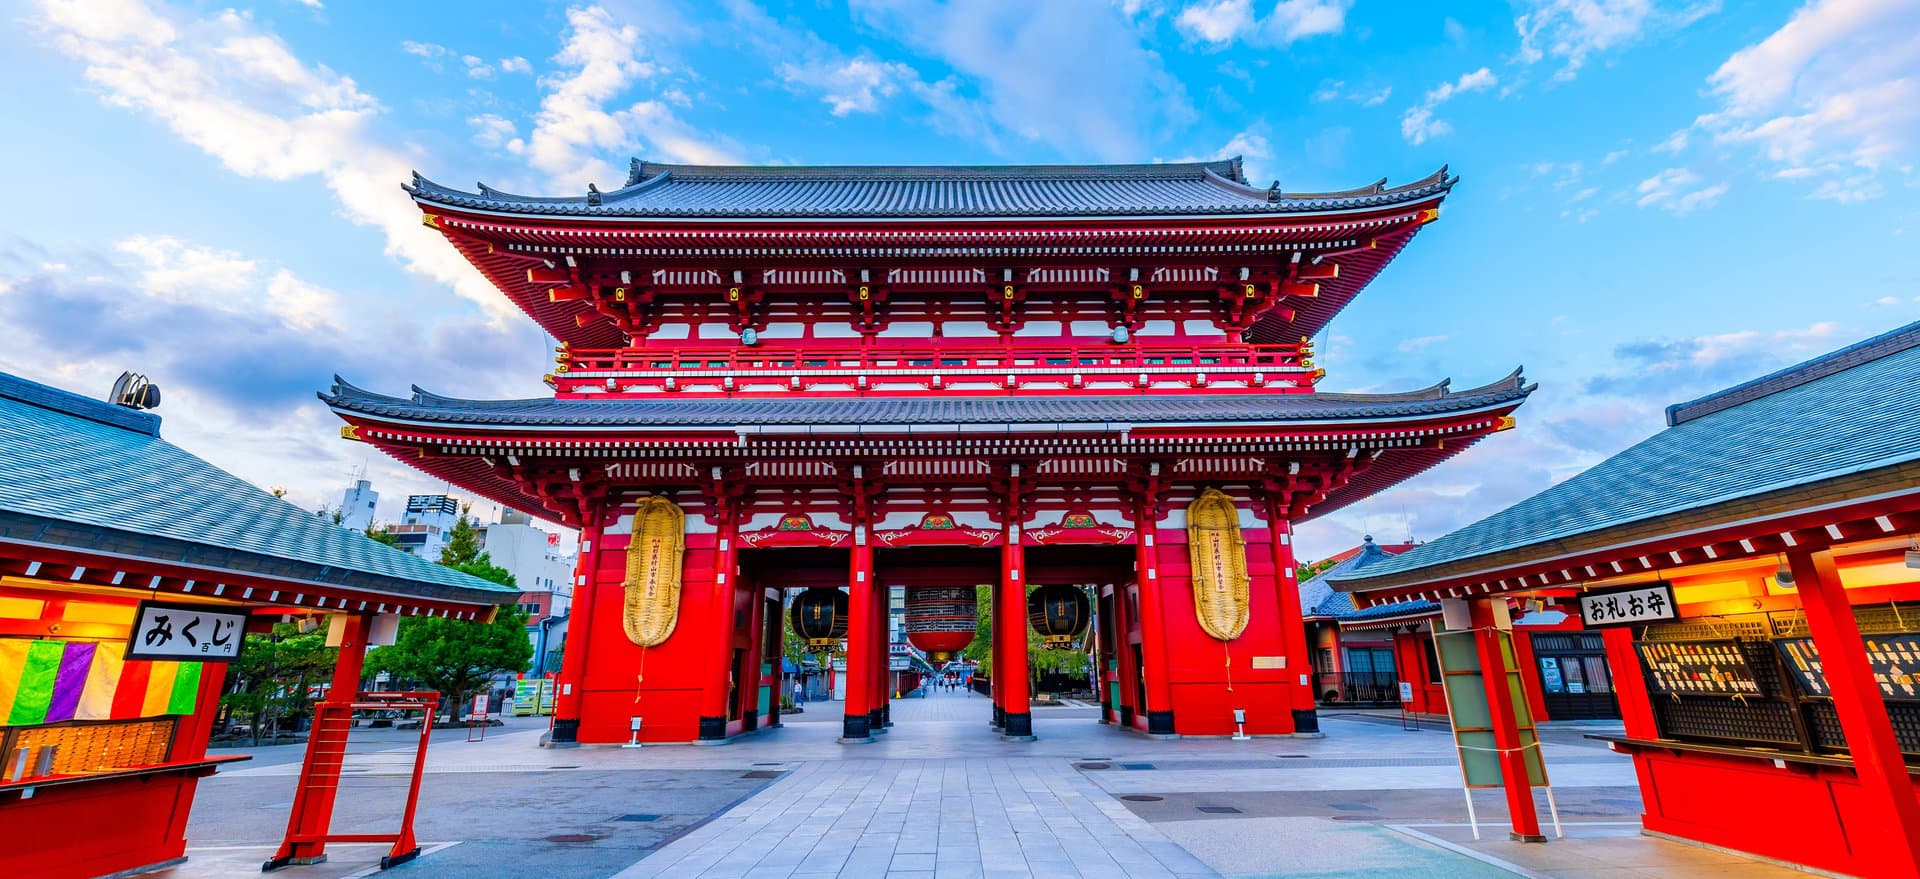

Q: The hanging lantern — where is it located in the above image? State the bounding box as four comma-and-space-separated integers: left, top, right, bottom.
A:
1027, 584, 1090, 651
789, 588, 848, 653
905, 587, 977, 663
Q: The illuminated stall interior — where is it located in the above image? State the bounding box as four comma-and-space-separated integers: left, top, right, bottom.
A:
1331, 321, 1920, 878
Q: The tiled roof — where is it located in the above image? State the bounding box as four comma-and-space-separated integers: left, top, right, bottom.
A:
406, 159, 1456, 220
1331, 321, 1920, 589
0, 372, 515, 604
322, 371, 1530, 430
1300, 539, 1430, 621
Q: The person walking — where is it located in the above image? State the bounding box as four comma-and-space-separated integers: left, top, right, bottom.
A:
792, 678, 804, 706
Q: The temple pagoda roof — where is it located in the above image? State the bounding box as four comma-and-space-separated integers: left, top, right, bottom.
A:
1329, 320, 1920, 595
407, 158, 1455, 220
0, 371, 514, 608
322, 370, 1530, 431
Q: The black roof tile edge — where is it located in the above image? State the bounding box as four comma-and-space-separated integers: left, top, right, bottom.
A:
1666, 321, 1920, 427
0, 371, 159, 436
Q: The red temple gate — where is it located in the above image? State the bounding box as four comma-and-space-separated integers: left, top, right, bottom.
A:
325, 159, 1529, 743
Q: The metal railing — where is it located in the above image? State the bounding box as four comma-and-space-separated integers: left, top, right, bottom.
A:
1315, 671, 1404, 705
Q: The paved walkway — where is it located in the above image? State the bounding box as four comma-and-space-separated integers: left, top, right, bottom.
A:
171, 689, 1819, 878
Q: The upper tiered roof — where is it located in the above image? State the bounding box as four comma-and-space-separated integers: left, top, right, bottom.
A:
408, 159, 1455, 220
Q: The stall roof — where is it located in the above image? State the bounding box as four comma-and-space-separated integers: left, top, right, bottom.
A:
1301, 539, 1433, 622
0, 372, 515, 608
1330, 321, 1920, 594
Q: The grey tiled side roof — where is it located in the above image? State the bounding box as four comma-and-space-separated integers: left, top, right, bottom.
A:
1333, 321, 1920, 588
322, 372, 1530, 429
1300, 539, 1434, 621
406, 158, 1455, 219
0, 372, 514, 603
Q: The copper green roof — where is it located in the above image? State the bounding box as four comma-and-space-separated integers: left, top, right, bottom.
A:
0, 372, 515, 606
407, 158, 1455, 220
1330, 321, 1920, 592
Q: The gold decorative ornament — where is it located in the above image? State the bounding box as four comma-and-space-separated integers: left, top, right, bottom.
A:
1186, 488, 1250, 641
614, 287, 627, 302
858, 285, 870, 300
727, 286, 741, 301
421, 214, 440, 228
1131, 284, 1145, 299
1002, 284, 1015, 300
621, 496, 686, 647
339, 425, 360, 441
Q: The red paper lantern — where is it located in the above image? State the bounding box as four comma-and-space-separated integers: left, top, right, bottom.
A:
905, 587, 977, 662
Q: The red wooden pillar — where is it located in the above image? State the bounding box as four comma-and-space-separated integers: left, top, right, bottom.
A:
698, 510, 740, 741
1265, 498, 1316, 734
842, 528, 876, 742
1789, 549, 1920, 878
871, 581, 889, 732
1600, 627, 1657, 738
1111, 582, 1139, 728
1471, 600, 1544, 842
740, 579, 765, 731
1133, 501, 1176, 735
767, 591, 784, 727
549, 512, 604, 744
1001, 536, 1034, 739
277, 612, 372, 863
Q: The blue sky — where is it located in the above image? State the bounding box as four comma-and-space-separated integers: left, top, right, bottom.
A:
1, 0, 1916, 559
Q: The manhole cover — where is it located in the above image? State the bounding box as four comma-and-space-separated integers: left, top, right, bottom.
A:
1121, 795, 1163, 802
550, 765, 580, 770
1196, 805, 1241, 814
742, 770, 782, 779
1328, 803, 1378, 811
1329, 814, 1371, 821
1119, 763, 1155, 770
1074, 762, 1113, 770
545, 834, 599, 843
1275, 754, 1308, 759
614, 814, 661, 822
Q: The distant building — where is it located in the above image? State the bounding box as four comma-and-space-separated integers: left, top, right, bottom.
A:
338, 478, 378, 532
389, 494, 459, 559
479, 507, 577, 673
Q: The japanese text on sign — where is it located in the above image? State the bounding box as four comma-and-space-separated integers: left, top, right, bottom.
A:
1578, 582, 1677, 628
126, 601, 247, 662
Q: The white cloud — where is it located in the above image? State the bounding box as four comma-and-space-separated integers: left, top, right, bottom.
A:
1693, 0, 1920, 198
1312, 79, 1390, 106
1397, 335, 1447, 353
1400, 67, 1495, 145
499, 56, 531, 75
1514, 0, 1718, 81
1169, 124, 1274, 184
507, 5, 742, 187
1174, 0, 1350, 47
777, 56, 914, 116
1652, 128, 1689, 152
32, 0, 507, 318
401, 40, 445, 59
1635, 167, 1727, 214
468, 112, 517, 149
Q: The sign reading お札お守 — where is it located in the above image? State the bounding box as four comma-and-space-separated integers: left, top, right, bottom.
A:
125, 601, 247, 662
1578, 582, 1677, 628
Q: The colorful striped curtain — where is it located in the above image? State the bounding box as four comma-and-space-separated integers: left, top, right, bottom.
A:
0, 639, 203, 726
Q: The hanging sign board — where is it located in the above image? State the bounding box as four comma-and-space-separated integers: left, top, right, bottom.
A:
1578, 582, 1676, 628
126, 601, 247, 662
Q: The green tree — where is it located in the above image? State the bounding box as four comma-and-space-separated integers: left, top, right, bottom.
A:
959, 585, 1091, 678
366, 510, 533, 715
364, 522, 399, 546
219, 622, 336, 744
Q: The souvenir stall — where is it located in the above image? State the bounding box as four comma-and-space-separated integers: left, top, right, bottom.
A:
0, 372, 513, 879
1330, 322, 1920, 877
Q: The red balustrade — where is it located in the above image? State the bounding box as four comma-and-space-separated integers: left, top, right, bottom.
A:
553, 342, 1315, 396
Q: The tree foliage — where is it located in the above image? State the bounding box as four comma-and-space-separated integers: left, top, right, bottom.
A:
961, 584, 1090, 677
219, 622, 335, 743
364, 509, 533, 715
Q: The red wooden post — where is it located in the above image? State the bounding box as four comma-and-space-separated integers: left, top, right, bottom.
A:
740, 577, 765, 731
842, 529, 876, 742
1470, 600, 1544, 842
274, 613, 372, 864
550, 512, 603, 744
1789, 550, 1920, 878
1112, 581, 1139, 728
1265, 499, 1317, 734
698, 509, 740, 741
872, 580, 889, 731
1001, 537, 1034, 739
1600, 627, 1658, 739
1133, 501, 1176, 735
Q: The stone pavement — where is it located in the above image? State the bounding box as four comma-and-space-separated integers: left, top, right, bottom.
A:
163, 689, 1817, 878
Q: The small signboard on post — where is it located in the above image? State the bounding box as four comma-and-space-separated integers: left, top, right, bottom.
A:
126, 601, 246, 662
468, 693, 489, 742
1578, 582, 1677, 628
